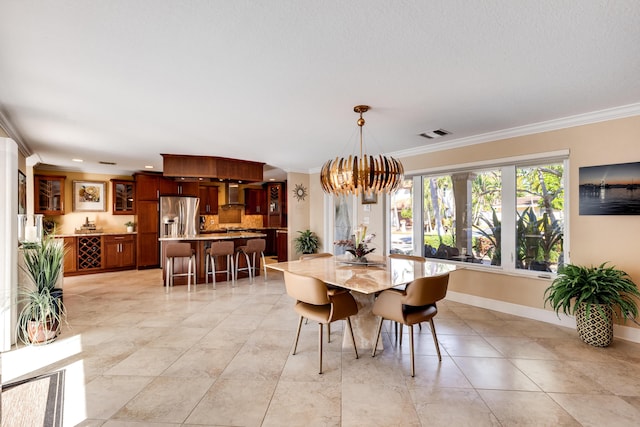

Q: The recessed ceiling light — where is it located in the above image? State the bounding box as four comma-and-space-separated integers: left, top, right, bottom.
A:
144, 165, 154, 169
72, 158, 83, 162
269, 178, 275, 181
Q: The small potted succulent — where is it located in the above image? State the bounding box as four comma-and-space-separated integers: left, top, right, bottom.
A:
125, 221, 135, 233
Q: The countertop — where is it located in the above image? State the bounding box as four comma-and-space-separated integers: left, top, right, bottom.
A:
158, 231, 266, 241
54, 231, 138, 238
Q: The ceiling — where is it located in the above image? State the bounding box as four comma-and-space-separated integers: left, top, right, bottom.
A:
1, 1, 640, 178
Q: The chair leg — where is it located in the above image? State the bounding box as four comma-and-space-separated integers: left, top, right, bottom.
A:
165, 257, 171, 293
187, 256, 192, 292
399, 323, 403, 346
261, 252, 267, 281
292, 316, 303, 355
212, 255, 217, 290
409, 324, 415, 377
318, 322, 323, 374
372, 316, 384, 357
346, 317, 358, 359
205, 253, 210, 284
327, 323, 331, 343
429, 318, 442, 361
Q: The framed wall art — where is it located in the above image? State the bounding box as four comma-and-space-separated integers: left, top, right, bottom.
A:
73, 180, 106, 212
18, 170, 26, 214
579, 161, 640, 215
361, 192, 378, 205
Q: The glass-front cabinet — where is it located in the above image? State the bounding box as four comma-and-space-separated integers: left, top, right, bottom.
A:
112, 179, 136, 214
35, 175, 66, 215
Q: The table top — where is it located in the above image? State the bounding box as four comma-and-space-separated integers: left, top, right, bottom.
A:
266, 254, 456, 294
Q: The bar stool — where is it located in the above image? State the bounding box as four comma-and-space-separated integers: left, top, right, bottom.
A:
205, 241, 236, 289
165, 242, 196, 293
235, 238, 267, 282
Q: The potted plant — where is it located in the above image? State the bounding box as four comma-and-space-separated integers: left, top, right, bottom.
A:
16, 235, 66, 345
125, 221, 135, 232
544, 262, 640, 347
294, 229, 320, 255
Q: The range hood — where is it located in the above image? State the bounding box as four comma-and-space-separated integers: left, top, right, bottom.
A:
222, 182, 244, 209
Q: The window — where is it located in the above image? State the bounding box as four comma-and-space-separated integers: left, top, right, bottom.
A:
389, 155, 566, 274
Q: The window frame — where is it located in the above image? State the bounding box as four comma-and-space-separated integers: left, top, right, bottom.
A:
391, 150, 569, 277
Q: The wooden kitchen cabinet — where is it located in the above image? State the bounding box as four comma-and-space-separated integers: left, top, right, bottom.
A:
134, 173, 160, 200
136, 200, 160, 268
104, 234, 136, 269
199, 185, 219, 214
35, 175, 66, 215
244, 187, 267, 215
277, 229, 288, 262
267, 182, 287, 227
62, 237, 77, 274
160, 179, 199, 196
112, 179, 136, 214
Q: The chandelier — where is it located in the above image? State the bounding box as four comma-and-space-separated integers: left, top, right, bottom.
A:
320, 105, 404, 195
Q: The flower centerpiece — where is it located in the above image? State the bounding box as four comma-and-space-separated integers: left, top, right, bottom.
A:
335, 225, 376, 262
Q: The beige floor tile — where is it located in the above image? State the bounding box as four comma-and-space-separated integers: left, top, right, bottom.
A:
511, 359, 609, 394
567, 360, 640, 396
341, 382, 421, 427
197, 326, 253, 351
453, 357, 540, 391
407, 356, 474, 388
161, 346, 238, 378
549, 393, 640, 426
103, 346, 185, 376
484, 336, 559, 359
439, 335, 503, 357
219, 346, 289, 381
479, 390, 581, 426
186, 378, 277, 426
410, 387, 500, 426
84, 375, 155, 419
262, 381, 341, 427
113, 376, 214, 423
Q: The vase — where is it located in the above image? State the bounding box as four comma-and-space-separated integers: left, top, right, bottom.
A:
575, 302, 613, 347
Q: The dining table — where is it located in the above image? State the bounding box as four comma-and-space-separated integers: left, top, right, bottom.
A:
266, 254, 456, 350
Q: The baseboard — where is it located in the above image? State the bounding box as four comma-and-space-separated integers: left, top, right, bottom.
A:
446, 291, 640, 344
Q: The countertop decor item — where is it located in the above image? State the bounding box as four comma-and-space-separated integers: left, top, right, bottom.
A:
544, 262, 640, 347
320, 105, 404, 196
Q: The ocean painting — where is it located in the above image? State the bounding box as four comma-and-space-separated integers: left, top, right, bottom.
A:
579, 161, 640, 215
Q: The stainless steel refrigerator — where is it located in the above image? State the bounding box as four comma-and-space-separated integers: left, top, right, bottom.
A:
160, 196, 200, 238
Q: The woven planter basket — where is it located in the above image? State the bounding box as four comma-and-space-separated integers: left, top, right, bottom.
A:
575, 302, 613, 347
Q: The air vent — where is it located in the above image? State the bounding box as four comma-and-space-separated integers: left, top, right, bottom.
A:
98, 161, 117, 165
419, 129, 451, 139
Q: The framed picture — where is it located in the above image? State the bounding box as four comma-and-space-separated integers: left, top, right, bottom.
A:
579, 161, 640, 215
73, 181, 106, 212
361, 192, 378, 204
18, 170, 26, 214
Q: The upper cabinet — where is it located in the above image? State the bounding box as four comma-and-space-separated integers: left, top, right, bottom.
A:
199, 185, 219, 215
111, 180, 136, 215
35, 175, 66, 215
161, 154, 264, 182
244, 187, 267, 215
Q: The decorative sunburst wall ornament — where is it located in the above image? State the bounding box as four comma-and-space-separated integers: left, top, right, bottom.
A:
293, 183, 308, 202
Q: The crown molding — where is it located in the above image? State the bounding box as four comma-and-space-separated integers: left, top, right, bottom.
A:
0, 109, 31, 157
390, 102, 640, 160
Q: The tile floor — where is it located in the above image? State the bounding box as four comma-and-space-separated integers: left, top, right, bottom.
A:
4, 268, 640, 426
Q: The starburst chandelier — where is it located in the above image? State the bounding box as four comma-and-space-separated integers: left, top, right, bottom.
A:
320, 105, 404, 196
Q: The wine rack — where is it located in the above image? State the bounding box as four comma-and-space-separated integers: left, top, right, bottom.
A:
78, 236, 102, 270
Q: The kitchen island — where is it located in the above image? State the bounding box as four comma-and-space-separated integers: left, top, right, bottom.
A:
159, 231, 267, 285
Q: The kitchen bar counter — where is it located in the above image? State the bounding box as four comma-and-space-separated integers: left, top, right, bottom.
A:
159, 232, 267, 285
55, 231, 138, 238
158, 231, 266, 242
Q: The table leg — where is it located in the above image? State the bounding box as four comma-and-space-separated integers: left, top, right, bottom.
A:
343, 292, 383, 351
